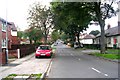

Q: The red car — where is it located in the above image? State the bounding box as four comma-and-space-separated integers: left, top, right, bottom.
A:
35, 45, 53, 58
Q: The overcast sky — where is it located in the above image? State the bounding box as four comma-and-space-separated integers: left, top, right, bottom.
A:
0, 0, 118, 33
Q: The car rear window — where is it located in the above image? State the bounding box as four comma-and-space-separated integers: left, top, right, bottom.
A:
38, 46, 50, 50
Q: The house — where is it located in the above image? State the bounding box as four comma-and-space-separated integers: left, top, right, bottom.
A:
0, 17, 19, 65
80, 33, 95, 44
0, 17, 12, 65
10, 22, 20, 45
94, 22, 120, 48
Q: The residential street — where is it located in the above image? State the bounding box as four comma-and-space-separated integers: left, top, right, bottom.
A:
47, 43, 119, 79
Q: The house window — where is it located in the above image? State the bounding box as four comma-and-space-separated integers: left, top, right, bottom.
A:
2, 39, 6, 48
107, 37, 111, 44
2, 23, 6, 32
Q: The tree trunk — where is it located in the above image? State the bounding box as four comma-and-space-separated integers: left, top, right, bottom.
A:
94, 2, 106, 54
30, 39, 32, 44
76, 32, 80, 47
43, 22, 47, 44
99, 20, 106, 53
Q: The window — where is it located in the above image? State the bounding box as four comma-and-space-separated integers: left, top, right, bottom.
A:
2, 23, 6, 32
107, 37, 111, 44
2, 39, 6, 48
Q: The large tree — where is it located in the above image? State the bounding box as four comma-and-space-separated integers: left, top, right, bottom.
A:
27, 2, 53, 43
51, 1, 118, 53
51, 2, 92, 45
86, 1, 118, 53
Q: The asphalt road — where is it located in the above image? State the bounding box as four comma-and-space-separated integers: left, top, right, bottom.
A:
47, 43, 119, 79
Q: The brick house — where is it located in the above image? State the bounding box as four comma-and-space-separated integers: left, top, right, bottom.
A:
0, 17, 19, 65
10, 22, 20, 45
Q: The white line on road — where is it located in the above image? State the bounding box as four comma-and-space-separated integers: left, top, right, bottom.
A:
71, 53, 73, 56
104, 74, 108, 76
46, 62, 52, 77
92, 67, 101, 73
91, 67, 109, 77
78, 58, 80, 60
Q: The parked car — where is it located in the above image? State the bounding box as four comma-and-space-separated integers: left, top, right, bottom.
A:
35, 45, 53, 58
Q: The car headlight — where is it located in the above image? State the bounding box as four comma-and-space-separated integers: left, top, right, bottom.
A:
36, 51, 40, 54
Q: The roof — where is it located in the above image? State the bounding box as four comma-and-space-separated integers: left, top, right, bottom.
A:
10, 22, 17, 31
0, 17, 12, 25
83, 34, 95, 39
105, 26, 119, 36
96, 26, 120, 37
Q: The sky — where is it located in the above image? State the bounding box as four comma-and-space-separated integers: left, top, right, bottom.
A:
0, 0, 118, 33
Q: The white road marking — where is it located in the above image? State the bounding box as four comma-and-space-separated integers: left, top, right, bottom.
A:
91, 67, 109, 77
104, 74, 108, 76
92, 67, 101, 73
71, 54, 73, 56
46, 62, 52, 77
78, 58, 81, 60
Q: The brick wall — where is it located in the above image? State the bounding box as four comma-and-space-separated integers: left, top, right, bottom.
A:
12, 36, 20, 45
0, 49, 7, 65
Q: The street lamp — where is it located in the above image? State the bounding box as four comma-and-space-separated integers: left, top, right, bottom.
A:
5, 0, 8, 64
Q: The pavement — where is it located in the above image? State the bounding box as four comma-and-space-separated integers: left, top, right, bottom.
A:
0, 52, 51, 79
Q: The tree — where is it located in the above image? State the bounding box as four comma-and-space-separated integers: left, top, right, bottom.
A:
51, 30, 60, 41
17, 31, 24, 39
51, 2, 93, 45
51, 1, 118, 53
89, 30, 100, 36
25, 27, 43, 44
27, 2, 53, 43
86, 1, 118, 53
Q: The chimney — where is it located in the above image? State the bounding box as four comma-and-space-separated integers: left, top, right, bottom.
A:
107, 24, 111, 29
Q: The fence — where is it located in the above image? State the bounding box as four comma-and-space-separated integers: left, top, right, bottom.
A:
11, 44, 39, 58
8, 49, 18, 58
83, 44, 101, 49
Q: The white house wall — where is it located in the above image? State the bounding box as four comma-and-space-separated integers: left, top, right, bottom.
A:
107, 36, 120, 48
80, 39, 93, 44
107, 37, 114, 48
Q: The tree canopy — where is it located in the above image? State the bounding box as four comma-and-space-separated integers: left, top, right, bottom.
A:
27, 2, 54, 43
51, 2, 93, 45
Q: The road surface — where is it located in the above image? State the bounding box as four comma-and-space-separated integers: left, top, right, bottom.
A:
47, 43, 119, 79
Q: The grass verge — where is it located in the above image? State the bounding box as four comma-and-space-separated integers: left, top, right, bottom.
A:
2, 73, 42, 80
91, 52, 120, 60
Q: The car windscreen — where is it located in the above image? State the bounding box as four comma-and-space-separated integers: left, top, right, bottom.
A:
38, 46, 50, 50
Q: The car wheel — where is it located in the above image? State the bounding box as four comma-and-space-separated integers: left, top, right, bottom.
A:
35, 56, 38, 58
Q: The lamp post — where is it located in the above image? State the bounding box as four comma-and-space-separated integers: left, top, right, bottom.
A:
5, 0, 8, 64
5, 20, 8, 64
